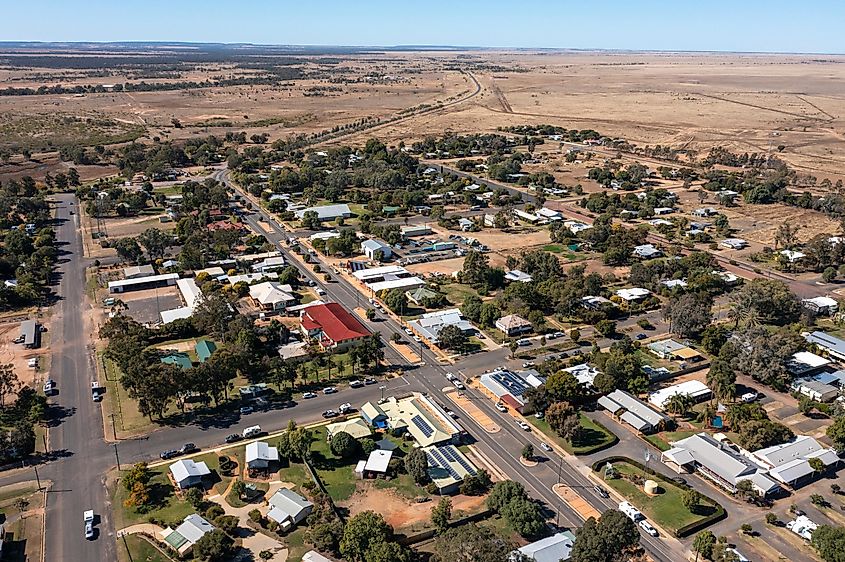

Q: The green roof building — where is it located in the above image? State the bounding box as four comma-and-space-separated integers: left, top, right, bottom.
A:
195, 340, 217, 363
161, 352, 192, 370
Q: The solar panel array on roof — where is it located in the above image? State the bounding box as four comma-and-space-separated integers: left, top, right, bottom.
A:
412, 415, 434, 438
443, 445, 476, 475
428, 448, 460, 480
490, 370, 531, 397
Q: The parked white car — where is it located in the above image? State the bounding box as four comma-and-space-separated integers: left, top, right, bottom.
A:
639, 520, 658, 537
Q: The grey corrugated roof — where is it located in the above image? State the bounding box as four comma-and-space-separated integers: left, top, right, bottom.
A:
268, 488, 313, 517
805, 330, 845, 356
605, 389, 668, 427
672, 433, 757, 482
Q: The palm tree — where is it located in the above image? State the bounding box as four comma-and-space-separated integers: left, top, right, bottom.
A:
665, 394, 694, 417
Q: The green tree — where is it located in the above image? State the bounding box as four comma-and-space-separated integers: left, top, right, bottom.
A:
193, 529, 235, 562
185, 487, 204, 509
822, 266, 837, 283
431, 497, 452, 534
692, 530, 716, 561
682, 489, 702, 514
544, 371, 582, 402
301, 210, 321, 229
570, 510, 639, 562
364, 541, 415, 562
432, 523, 514, 562
113, 237, 143, 263
664, 393, 694, 417
706, 357, 736, 403
521, 443, 534, 460
827, 416, 845, 450
811, 524, 845, 562
437, 324, 468, 352
0, 364, 20, 408
137, 227, 172, 260
339, 511, 393, 562
501, 497, 546, 538
487, 480, 527, 513
405, 448, 429, 485
595, 319, 616, 337
329, 431, 360, 458
546, 401, 582, 442
662, 293, 713, 337
383, 288, 408, 314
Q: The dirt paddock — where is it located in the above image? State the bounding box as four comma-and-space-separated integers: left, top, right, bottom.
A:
342, 484, 486, 531
0, 321, 51, 390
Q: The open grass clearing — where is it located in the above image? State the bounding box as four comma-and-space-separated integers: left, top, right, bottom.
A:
117, 533, 175, 562
600, 461, 719, 534
111, 466, 193, 530
529, 413, 617, 455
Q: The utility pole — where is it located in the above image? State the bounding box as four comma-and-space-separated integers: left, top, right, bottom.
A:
33, 462, 42, 491
109, 413, 117, 441
113, 442, 122, 471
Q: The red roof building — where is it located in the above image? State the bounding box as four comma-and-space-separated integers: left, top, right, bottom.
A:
207, 220, 245, 232
300, 303, 370, 350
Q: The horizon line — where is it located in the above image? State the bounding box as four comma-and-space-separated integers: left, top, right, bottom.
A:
0, 41, 842, 57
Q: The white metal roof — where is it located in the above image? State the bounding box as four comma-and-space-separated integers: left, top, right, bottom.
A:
169, 459, 210, 483
108, 273, 179, 290
246, 441, 279, 463
648, 380, 712, 409
364, 449, 392, 473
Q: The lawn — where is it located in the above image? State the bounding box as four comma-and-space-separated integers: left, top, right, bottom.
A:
283, 526, 310, 562
440, 282, 479, 306
111, 467, 194, 530
191, 451, 238, 495
308, 427, 358, 501
600, 461, 719, 534
644, 430, 698, 452
308, 428, 422, 502
529, 413, 617, 455
0, 482, 44, 562
117, 534, 175, 562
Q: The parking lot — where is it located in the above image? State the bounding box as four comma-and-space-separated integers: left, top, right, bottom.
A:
117, 286, 183, 324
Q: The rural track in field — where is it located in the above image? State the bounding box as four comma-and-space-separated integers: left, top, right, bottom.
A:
693, 92, 829, 122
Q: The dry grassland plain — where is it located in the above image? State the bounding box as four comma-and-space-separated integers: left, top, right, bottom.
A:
3, 49, 845, 251
2, 50, 844, 180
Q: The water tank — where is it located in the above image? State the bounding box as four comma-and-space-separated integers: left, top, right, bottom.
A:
644, 480, 660, 495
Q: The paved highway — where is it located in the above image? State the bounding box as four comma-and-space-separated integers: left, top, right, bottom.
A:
45, 194, 116, 561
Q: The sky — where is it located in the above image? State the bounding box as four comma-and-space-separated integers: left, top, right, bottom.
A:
4, 0, 845, 54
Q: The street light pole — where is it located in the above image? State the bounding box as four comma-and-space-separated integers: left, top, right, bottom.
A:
379, 385, 386, 402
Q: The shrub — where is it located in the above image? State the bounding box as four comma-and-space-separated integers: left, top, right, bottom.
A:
205, 504, 225, 520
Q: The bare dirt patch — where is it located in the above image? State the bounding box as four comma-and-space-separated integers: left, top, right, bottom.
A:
343, 484, 486, 531
0, 321, 51, 391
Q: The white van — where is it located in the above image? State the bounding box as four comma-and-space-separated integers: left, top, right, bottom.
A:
242, 425, 262, 439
